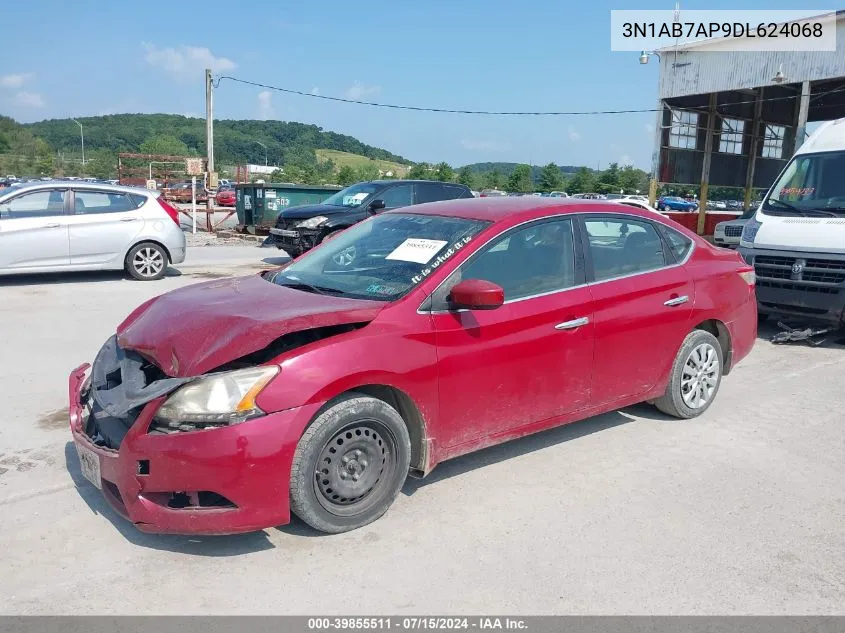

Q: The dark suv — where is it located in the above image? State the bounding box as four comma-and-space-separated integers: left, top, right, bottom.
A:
264, 179, 474, 256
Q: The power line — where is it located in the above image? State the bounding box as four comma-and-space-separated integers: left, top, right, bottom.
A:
216, 75, 845, 118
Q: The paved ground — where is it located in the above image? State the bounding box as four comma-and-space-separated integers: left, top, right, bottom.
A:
0, 247, 843, 615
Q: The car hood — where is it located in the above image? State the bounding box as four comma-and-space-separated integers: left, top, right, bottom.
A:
280, 203, 357, 219
116, 275, 385, 377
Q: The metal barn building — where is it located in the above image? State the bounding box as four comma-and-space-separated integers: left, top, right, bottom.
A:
647, 11, 845, 233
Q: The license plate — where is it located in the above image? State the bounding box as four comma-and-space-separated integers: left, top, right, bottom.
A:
270, 228, 299, 238
76, 443, 102, 489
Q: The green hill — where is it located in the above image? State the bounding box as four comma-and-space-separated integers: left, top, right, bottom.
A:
24, 114, 412, 168
461, 162, 587, 180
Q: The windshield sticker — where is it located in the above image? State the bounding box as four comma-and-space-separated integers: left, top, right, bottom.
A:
386, 238, 449, 264
411, 235, 473, 284
366, 283, 400, 296
779, 187, 815, 197
343, 192, 369, 206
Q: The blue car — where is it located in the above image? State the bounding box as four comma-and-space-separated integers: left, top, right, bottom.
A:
658, 196, 698, 212
657, 196, 698, 211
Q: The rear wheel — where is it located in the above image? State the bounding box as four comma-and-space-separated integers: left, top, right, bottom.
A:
653, 330, 723, 419
125, 242, 168, 281
289, 394, 411, 534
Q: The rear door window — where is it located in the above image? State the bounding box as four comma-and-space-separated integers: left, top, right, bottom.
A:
583, 216, 668, 281
73, 190, 141, 214
658, 225, 694, 263
378, 184, 414, 209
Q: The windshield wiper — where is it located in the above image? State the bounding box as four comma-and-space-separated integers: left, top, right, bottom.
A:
767, 198, 803, 214
273, 276, 343, 296
766, 199, 839, 217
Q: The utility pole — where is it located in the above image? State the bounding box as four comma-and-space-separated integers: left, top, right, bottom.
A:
256, 141, 268, 166
205, 68, 215, 225
72, 119, 85, 165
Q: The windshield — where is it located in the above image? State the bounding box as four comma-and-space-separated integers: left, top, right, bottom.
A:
322, 182, 381, 207
763, 151, 845, 216
268, 213, 490, 301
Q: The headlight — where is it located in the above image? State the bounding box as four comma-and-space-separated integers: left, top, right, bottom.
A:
296, 216, 328, 229
740, 216, 762, 246
153, 366, 279, 432
714, 223, 726, 235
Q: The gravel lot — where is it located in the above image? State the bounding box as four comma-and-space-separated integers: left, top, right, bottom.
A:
0, 250, 843, 615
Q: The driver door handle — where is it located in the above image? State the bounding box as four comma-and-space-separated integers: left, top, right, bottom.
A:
120, 217, 139, 222
43, 223, 62, 229
555, 317, 590, 330
664, 295, 689, 307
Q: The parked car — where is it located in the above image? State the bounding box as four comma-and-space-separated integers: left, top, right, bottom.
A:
658, 196, 698, 212
215, 187, 235, 207
69, 197, 756, 535
713, 207, 755, 249
264, 180, 474, 257
479, 189, 507, 197
620, 195, 649, 204
164, 182, 208, 204
549, 191, 569, 198
614, 199, 668, 217
0, 181, 185, 280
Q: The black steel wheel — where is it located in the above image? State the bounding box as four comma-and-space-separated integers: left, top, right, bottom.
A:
290, 394, 411, 533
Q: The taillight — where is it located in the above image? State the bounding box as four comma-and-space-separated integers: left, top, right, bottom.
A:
157, 197, 181, 226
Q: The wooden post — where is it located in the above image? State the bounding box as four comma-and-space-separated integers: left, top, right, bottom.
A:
744, 88, 763, 211
649, 99, 664, 207
795, 80, 811, 152
698, 93, 717, 235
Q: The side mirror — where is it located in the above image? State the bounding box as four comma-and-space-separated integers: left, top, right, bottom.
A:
368, 199, 386, 212
448, 279, 505, 311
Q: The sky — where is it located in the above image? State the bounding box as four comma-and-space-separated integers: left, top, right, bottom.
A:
0, 0, 825, 169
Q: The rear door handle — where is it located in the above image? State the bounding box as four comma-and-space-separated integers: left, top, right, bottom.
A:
664, 295, 689, 307
43, 223, 61, 229
120, 217, 139, 222
555, 317, 590, 330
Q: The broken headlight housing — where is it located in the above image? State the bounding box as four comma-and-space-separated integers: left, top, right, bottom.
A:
295, 216, 328, 229
152, 366, 279, 432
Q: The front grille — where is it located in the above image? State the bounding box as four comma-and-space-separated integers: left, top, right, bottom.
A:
724, 226, 743, 237
757, 279, 840, 295
275, 217, 298, 231
754, 255, 845, 288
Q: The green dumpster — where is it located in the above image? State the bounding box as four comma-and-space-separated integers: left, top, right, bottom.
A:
236, 182, 342, 229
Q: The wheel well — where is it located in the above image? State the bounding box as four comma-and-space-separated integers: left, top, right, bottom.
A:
126, 240, 172, 265
338, 385, 428, 473
694, 319, 733, 374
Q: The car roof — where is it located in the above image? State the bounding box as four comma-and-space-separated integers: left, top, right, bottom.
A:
0, 180, 154, 197
385, 196, 670, 224
364, 179, 470, 187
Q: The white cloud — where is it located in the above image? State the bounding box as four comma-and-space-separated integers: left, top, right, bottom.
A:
257, 91, 274, 120
143, 43, 236, 76
344, 81, 381, 100
14, 91, 45, 108
567, 125, 581, 142
0, 73, 34, 89
310, 86, 320, 96
461, 139, 510, 152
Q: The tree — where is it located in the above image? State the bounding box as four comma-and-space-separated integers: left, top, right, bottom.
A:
567, 167, 596, 194
356, 163, 381, 182
538, 162, 563, 192
483, 170, 503, 189
337, 165, 356, 186
433, 162, 455, 182
138, 134, 190, 156
457, 166, 477, 189
596, 162, 621, 194
407, 162, 432, 179
618, 165, 649, 194
507, 164, 533, 193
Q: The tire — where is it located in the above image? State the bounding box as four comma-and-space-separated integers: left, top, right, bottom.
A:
289, 394, 411, 534
653, 329, 724, 419
125, 242, 168, 281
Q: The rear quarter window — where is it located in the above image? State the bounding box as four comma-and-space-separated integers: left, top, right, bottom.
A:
659, 225, 694, 262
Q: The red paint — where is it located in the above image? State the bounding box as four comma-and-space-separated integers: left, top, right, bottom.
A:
449, 279, 505, 310
69, 199, 757, 534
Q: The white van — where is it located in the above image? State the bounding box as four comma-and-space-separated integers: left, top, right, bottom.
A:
739, 117, 845, 325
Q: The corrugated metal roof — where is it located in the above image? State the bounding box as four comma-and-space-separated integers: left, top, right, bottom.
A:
657, 16, 845, 99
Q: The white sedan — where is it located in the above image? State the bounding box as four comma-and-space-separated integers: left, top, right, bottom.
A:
612, 199, 668, 217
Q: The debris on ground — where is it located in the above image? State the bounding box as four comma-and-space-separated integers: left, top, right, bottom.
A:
771, 321, 834, 346
185, 231, 260, 247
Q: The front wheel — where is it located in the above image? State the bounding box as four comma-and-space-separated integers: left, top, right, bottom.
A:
125, 242, 168, 281
289, 394, 411, 534
653, 330, 723, 419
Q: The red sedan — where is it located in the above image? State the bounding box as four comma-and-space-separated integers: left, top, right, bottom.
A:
68, 198, 757, 535
216, 187, 235, 207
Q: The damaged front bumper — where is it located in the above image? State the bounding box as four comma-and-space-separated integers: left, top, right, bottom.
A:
67, 360, 323, 536
265, 226, 322, 256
